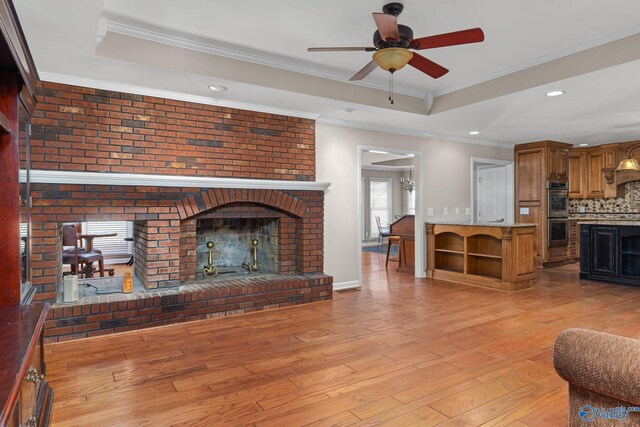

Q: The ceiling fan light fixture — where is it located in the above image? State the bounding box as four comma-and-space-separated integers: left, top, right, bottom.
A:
373, 48, 413, 72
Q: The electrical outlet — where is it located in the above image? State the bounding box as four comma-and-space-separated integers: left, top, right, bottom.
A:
427, 208, 434, 217
520, 207, 530, 215
443, 207, 448, 216
455, 208, 460, 215
579, 206, 586, 213
465, 207, 471, 215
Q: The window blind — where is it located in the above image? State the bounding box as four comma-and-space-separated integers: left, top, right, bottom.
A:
83, 221, 131, 256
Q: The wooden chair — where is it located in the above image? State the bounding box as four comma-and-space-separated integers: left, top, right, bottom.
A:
62, 224, 105, 277
385, 235, 400, 268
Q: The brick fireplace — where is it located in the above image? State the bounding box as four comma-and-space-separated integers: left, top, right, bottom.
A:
27, 82, 333, 341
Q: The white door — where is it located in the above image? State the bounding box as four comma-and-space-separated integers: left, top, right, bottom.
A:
476, 166, 507, 222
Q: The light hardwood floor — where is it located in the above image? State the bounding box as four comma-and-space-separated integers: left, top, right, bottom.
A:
46, 252, 640, 426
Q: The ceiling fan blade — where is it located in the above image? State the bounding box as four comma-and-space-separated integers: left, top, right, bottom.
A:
349, 60, 379, 81
411, 28, 485, 50
308, 47, 377, 52
408, 53, 449, 79
372, 12, 399, 41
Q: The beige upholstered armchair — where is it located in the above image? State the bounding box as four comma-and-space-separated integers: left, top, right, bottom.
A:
553, 328, 640, 426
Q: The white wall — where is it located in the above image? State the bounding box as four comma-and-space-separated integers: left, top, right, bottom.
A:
316, 123, 513, 287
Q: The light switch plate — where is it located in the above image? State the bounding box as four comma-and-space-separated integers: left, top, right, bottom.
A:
455, 208, 460, 215
520, 207, 530, 215
443, 207, 448, 216
465, 207, 471, 215
427, 208, 434, 217
579, 206, 586, 213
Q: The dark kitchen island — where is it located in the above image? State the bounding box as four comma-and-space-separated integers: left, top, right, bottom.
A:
580, 222, 640, 286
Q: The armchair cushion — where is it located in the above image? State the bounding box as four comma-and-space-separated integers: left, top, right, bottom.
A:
553, 328, 640, 425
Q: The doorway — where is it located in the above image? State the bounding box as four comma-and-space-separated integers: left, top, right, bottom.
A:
358, 146, 424, 286
471, 158, 514, 223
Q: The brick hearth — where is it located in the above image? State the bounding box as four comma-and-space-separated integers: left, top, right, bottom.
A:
45, 274, 332, 342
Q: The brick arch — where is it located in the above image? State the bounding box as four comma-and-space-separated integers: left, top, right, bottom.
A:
175, 188, 308, 220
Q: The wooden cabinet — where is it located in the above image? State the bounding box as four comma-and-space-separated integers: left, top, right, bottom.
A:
390, 215, 414, 274
0, 0, 38, 306
548, 144, 569, 180
586, 151, 606, 198
568, 219, 579, 260
568, 152, 585, 198
580, 224, 640, 286
568, 145, 621, 199
0, 304, 53, 427
0, 2, 51, 425
514, 141, 573, 267
426, 223, 537, 291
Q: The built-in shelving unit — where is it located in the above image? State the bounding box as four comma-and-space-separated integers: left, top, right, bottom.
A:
434, 232, 464, 273
427, 223, 537, 291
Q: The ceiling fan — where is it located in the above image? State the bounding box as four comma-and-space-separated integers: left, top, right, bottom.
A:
308, 2, 485, 103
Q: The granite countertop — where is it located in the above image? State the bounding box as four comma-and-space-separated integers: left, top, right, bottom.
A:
425, 221, 536, 228
576, 220, 640, 226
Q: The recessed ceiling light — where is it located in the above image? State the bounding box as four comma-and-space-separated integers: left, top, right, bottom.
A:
341, 107, 356, 113
469, 131, 480, 135
208, 85, 228, 93
546, 90, 564, 97
578, 143, 589, 147
369, 150, 389, 154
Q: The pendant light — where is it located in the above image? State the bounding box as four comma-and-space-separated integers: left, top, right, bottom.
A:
616, 143, 640, 172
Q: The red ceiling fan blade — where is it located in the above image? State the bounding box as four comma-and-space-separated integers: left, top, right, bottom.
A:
411, 28, 485, 50
408, 53, 449, 79
308, 47, 377, 52
349, 60, 379, 81
372, 12, 399, 41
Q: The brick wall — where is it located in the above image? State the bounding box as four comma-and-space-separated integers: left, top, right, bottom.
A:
31, 82, 316, 180
31, 185, 324, 301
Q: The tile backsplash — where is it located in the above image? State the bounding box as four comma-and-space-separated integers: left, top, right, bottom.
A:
570, 182, 640, 220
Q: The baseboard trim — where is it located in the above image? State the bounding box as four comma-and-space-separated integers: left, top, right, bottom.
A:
332, 280, 361, 291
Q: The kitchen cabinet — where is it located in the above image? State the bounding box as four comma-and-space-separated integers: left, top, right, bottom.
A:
580, 223, 640, 286
548, 144, 569, 180
568, 219, 579, 260
514, 141, 573, 267
568, 152, 585, 198
586, 151, 606, 198
568, 145, 620, 199
426, 222, 537, 291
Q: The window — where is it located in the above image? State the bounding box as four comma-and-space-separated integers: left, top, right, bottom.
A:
407, 189, 416, 215
370, 178, 392, 238
82, 221, 132, 259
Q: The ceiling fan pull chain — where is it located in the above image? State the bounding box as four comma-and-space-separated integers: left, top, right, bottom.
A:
388, 71, 395, 104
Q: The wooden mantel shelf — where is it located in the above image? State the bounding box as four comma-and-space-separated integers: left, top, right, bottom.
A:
426, 222, 537, 291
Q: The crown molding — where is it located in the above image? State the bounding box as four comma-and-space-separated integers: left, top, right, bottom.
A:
21, 170, 331, 191
39, 72, 320, 120
96, 12, 419, 98
316, 117, 513, 148
432, 24, 640, 98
